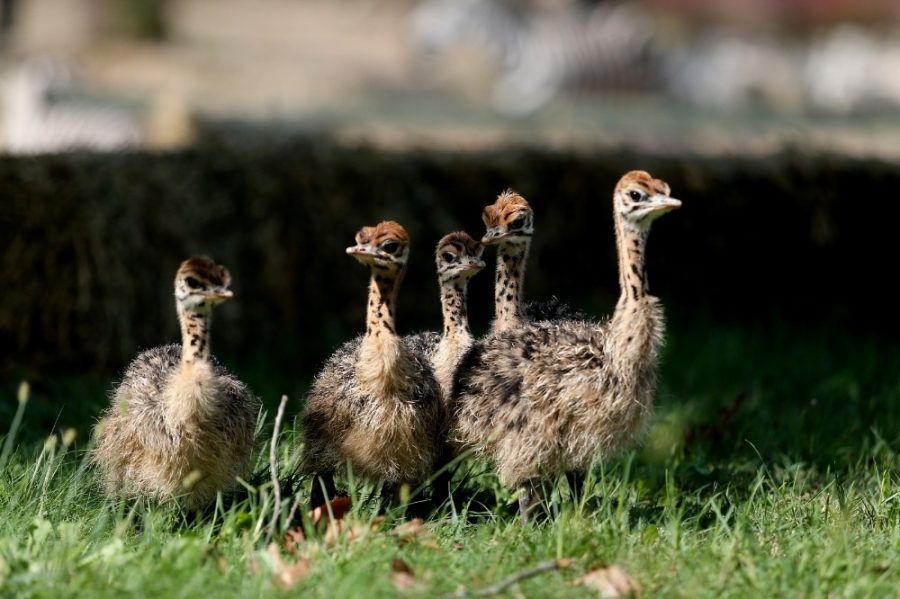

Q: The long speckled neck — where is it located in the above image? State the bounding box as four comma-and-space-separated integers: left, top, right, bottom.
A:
364, 270, 399, 338
434, 276, 473, 398
608, 215, 662, 373
441, 278, 471, 340
491, 240, 529, 334
615, 217, 649, 307
358, 268, 411, 394
178, 308, 212, 365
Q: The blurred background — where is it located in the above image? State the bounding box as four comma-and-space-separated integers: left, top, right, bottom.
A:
1, 0, 898, 453
3, 0, 900, 153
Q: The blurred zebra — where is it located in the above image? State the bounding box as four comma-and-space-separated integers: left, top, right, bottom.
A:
410, 0, 661, 115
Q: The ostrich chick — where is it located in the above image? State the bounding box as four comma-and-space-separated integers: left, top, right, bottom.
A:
452, 171, 680, 520
481, 190, 586, 332
92, 257, 259, 510
300, 221, 445, 507
428, 231, 486, 398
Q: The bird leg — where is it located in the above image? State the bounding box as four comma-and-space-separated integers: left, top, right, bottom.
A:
405, 468, 453, 519
518, 480, 541, 524
565, 471, 585, 501
377, 482, 400, 514
427, 466, 454, 509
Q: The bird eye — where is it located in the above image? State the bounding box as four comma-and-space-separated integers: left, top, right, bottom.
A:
509, 216, 526, 230
380, 241, 400, 254
442, 252, 457, 263
185, 276, 202, 289
629, 190, 643, 201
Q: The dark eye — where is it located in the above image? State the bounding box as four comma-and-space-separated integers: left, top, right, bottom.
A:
442, 252, 457, 263
381, 241, 400, 254
629, 190, 643, 201
185, 276, 202, 289
509, 216, 526, 229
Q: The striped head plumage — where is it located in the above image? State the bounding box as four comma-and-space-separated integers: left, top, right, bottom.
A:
346, 220, 410, 272
614, 170, 681, 227
481, 189, 534, 246
174, 256, 233, 312
436, 231, 485, 284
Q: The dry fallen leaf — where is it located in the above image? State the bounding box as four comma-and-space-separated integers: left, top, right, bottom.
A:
308, 495, 353, 527
268, 543, 311, 589
575, 565, 642, 598
391, 558, 416, 591
390, 518, 427, 540
323, 515, 385, 546
389, 518, 441, 549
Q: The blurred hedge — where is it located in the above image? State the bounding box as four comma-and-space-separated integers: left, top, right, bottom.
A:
2, 136, 896, 375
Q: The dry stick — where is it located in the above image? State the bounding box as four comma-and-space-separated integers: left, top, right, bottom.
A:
442, 559, 571, 598
285, 493, 303, 530
265, 394, 289, 545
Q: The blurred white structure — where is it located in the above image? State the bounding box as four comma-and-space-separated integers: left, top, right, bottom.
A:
411, 0, 658, 115
1, 57, 143, 153
804, 26, 900, 113
410, 0, 900, 115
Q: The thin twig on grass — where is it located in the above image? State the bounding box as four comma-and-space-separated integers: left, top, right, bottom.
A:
265, 394, 289, 545
285, 494, 303, 530
442, 559, 571, 598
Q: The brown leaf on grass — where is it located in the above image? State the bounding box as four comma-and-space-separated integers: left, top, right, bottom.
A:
308, 495, 353, 526
282, 495, 353, 552
574, 565, 642, 598
390, 518, 427, 540
391, 559, 416, 591
267, 543, 311, 589
389, 518, 440, 549
323, 515, 385, 546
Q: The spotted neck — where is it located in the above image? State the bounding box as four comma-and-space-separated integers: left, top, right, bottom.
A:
178, 307, 212, 365
358, 268, 410, 394
615, 218, 649, 306
491, 240, 529, 334
440, 278, 471, 340
432, 276, 473, 396
364, 270, 400, 338
608, 215, 662, 373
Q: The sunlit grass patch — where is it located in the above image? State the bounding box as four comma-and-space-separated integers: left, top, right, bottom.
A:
1, 322, 898, 596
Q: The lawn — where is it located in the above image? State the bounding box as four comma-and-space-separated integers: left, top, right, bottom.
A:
1, 317, 897, 597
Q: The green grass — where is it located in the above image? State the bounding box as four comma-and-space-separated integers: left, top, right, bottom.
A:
1, 319, 898, 597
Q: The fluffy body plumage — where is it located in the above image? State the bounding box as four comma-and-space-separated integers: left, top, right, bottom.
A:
451, 171, 680, 492
92, 257, 259, 510
301, 334, 445, 484
524, 296, 588, 322
300, 222, 445, 490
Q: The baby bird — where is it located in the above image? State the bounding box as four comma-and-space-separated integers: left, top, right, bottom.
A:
481, 190, 586, 329
451, 171, 681, 520
482, 190, 534, 334
92, 257, 259, 511
427, 232, 486, 399
300, 221, 445, 507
